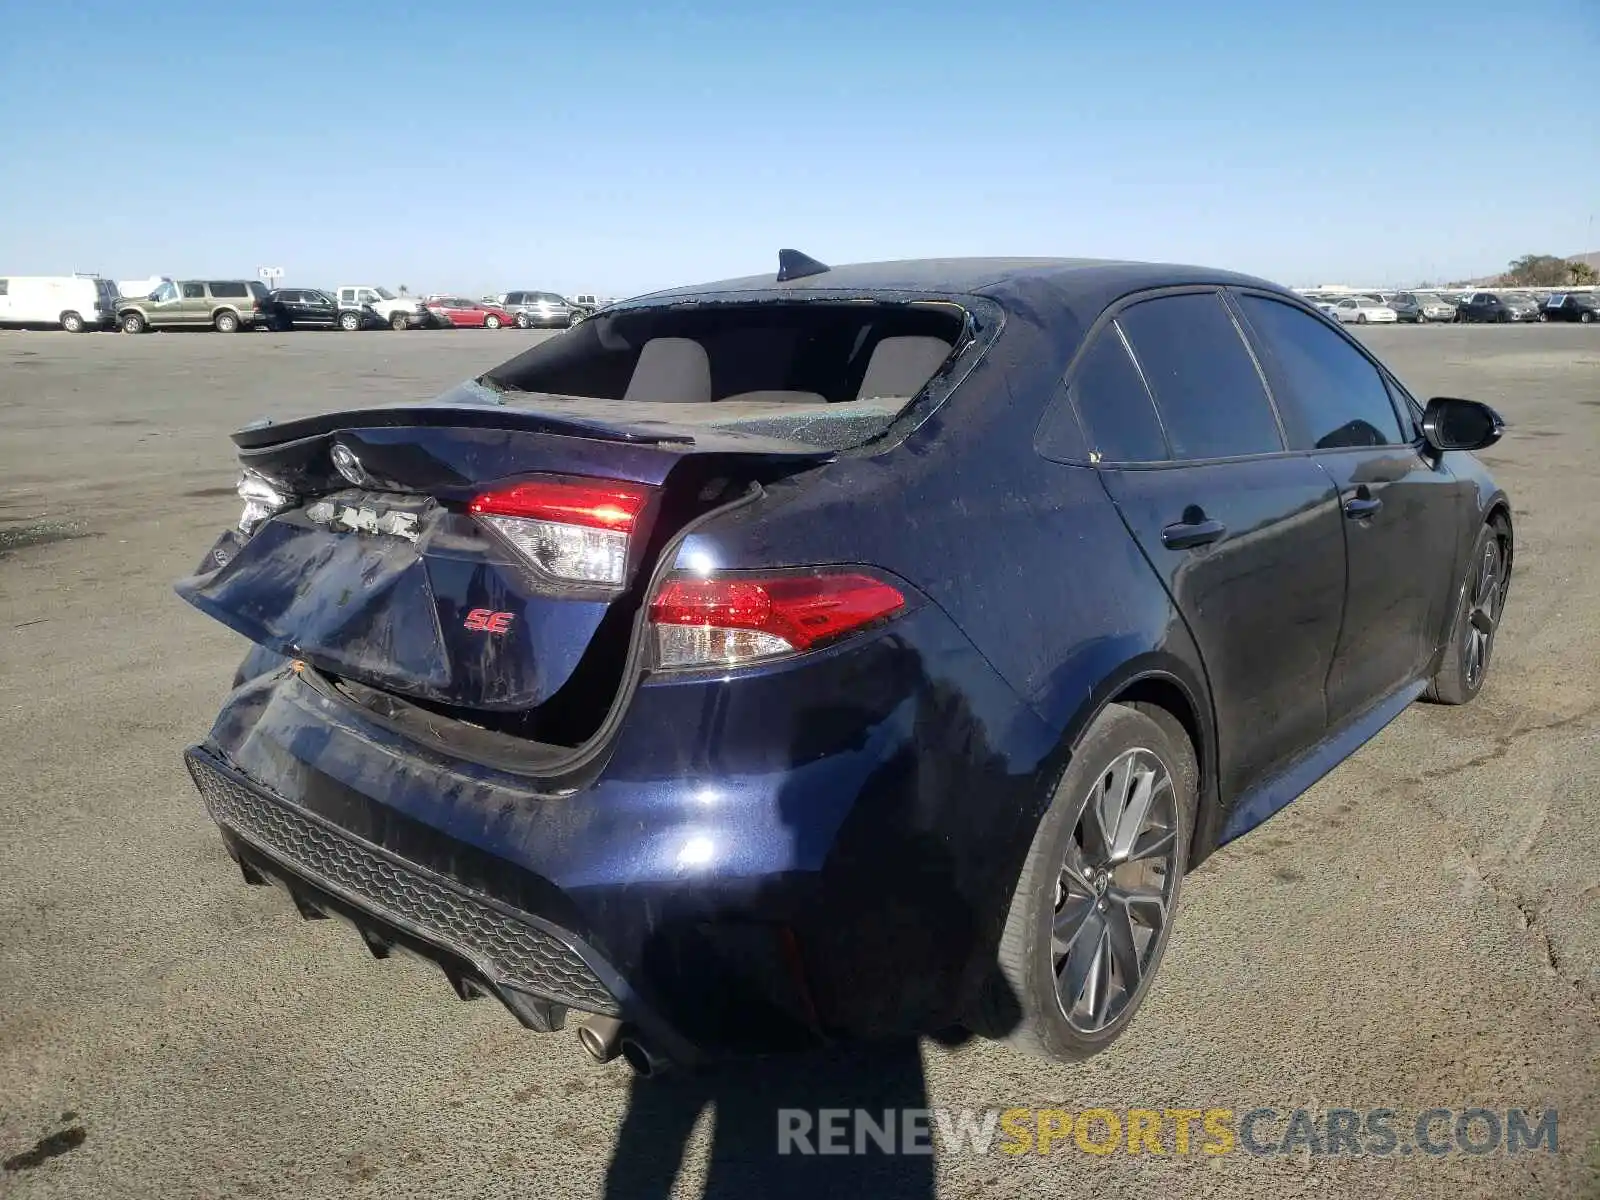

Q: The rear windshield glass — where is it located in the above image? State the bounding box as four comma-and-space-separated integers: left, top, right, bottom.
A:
482, 300, 968, 450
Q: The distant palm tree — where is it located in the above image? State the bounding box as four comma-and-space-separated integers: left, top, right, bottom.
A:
399, 284, 410, 296
1567, 261, 1598, 286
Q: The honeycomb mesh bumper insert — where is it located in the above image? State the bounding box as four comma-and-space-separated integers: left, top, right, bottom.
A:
186, 750, 620, 1016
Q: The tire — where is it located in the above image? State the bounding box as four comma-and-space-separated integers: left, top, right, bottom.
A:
484, 314, 502, 329
120, 312, 146, 334
1356, 313, 1367, 325
976, 702, 1196, 1062
338, 310, 361, 331
516, 312, 531, 329
60, 311, 85, 334
390, 312, 409, 331
214, 311, 239, 333
1582, 311, 1594, 324
1426, 518, 1510, 706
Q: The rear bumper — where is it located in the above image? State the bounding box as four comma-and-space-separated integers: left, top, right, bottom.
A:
185, 608, 1053, 1060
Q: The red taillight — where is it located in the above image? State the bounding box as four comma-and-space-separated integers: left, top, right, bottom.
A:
649, 573, 906, 668
469, 478, 649, 531
469, 476, 652, 586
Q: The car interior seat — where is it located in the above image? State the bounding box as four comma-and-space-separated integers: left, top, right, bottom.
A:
623, 338, 712, 403
855, 336, 953, 400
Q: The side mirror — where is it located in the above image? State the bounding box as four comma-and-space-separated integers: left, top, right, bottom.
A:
1422, 397, 1505, 452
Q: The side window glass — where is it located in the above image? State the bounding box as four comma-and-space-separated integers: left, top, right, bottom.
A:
1237, 295, 1404, 449
1066, 327, 1168, 463
1385, 378, 1421, 440
1117, 292, 1283, 460
182, 283, 205, 299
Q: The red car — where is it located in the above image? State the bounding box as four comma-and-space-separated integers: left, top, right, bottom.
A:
425, 297, 513, 328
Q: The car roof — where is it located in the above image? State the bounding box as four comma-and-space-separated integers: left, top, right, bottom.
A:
633, 256, 1295, 312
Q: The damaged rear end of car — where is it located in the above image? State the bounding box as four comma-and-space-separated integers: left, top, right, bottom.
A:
176, 282, 1057, 1071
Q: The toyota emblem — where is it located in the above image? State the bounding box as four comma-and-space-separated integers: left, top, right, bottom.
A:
330, 443, 371, 487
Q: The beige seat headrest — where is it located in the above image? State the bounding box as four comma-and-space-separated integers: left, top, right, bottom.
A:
856, 336, 952, 400
624, 338, 712, 403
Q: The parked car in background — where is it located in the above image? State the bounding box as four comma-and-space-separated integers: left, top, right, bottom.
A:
567, 292, 614, 317
1457, 291, 1539, 323
0, 275, 120, 331
117, 280, 269, 333
177, 255, 1511, 1074
335, 285, 430, 330
1332, 296, 1397, 324
1540, 292, 1600, 323
1389, 292, 1457, 324
426, 296, 513, 328
264, 289, 383, 332
497, 291, 574, 328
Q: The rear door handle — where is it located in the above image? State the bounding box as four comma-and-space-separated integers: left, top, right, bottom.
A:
1160, 517, 1227, 550
1343, 495, 1383, 519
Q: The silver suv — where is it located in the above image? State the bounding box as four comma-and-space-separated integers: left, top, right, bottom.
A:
496, 291, 573, 329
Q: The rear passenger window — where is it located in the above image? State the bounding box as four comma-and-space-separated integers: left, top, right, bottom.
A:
1117, 293, 1283, 460
208, 281, 248, 299
182, 283, 206, 299
1239, 295, 1404, 449
1069, 328, 1167, 462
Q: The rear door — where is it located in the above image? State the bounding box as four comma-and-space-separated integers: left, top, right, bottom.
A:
1233, 291, 1467, 724
182, 281, 209, 325
1076, 290, 1346, 800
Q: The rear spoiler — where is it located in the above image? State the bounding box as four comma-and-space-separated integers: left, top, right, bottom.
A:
232, 393, 837, 463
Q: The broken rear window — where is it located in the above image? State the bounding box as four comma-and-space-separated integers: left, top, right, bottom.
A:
480, 300, 973, 450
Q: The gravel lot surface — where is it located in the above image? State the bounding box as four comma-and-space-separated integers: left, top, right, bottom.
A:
1, 325, 1596, 1199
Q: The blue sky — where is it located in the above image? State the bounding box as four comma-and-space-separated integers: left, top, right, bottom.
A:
1, 1, 1595, 295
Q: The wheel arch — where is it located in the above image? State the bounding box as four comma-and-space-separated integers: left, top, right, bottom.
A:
1059, 656, 1222, 871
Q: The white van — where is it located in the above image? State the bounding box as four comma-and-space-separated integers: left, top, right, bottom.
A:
0, 275, 120, 331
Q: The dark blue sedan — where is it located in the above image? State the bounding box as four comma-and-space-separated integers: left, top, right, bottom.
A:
177, 253, 1512, 1073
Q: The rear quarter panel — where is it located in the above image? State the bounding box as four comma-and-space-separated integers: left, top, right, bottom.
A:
675, 302, 1211, 865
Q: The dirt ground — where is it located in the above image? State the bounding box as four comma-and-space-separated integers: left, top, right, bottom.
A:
1, 324, 1595, 1199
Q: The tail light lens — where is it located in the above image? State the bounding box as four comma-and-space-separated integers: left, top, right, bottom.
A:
237, 470, 295, 535
649, 572, 906, 669
470, 477, 652, 586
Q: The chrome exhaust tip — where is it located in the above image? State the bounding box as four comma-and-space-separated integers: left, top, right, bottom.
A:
577, 1015, 625, 1064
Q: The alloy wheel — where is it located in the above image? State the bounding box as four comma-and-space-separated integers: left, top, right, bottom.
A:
1052, 747, 1179, 1033
1465, 538, 1503, 688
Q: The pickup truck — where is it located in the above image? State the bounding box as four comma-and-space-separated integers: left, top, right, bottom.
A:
334, 286, 431, 330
